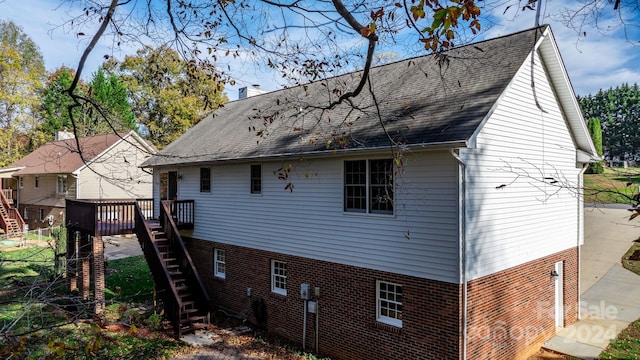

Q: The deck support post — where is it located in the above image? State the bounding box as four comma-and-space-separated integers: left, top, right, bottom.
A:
66, 229, 77, 292
78, 232, 91, 300
93, 235, 105, 314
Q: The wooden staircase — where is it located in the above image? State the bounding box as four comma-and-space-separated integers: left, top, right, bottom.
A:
135, 201, 210, 337
0, 188, 24, 237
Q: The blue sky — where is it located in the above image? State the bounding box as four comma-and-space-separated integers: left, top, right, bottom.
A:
2, 0, 639, 99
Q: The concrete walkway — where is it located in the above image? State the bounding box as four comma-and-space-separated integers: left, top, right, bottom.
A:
543, 205, 640, 359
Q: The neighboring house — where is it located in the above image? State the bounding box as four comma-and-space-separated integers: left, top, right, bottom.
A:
142, 26, 597, 359
2, 131, 155, 229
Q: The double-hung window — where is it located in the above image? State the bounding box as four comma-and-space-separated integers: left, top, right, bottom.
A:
377, 280, 403, 328
250, 165, 262, 194
213, 249, 226, 279
344, 159, 394, 214
57, 175, 67, 194
271, 260, 287, 295
200, 168, 211, 193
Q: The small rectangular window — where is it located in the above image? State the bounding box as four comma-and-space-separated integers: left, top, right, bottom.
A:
271, 260, 287, 295
23, 207, 28, 220
377, 280, 403, 328
200, 168, 211, 193
39, 209, 44, 222
34, 176, 39, 189
214, 249, 226, 279
57, 175, 67, 194
19, 177, 23, 189
250, 165, 262, 194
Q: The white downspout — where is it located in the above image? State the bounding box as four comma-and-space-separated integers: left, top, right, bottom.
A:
577, 162, 588, 318
449, 148, 467, 360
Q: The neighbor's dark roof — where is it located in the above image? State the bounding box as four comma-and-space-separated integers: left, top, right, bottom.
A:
145, 26, 547, 167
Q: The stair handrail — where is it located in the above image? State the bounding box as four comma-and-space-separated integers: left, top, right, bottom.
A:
0, 188, 24, 231
134, 203, 183, 333
160, 200, 211, 306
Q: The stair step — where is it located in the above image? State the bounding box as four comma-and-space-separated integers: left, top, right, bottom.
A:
181, 308, 200, 315
181, 315, 207, 323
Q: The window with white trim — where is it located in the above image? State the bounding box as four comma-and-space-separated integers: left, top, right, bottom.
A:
39, 209, 45, 222
200, 168, 211, 193
18, 177, 23, 189
376, 280, 403, 328
344, 159, 394, 214
250, 165, 261, 194
271, 260, 287, 295
57, 175, 67, 194
214, 248, 226, 279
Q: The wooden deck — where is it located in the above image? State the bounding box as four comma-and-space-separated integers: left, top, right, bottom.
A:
65, 199, 194, 237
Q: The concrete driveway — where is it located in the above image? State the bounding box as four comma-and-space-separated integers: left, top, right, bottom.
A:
544, 205, 640, 359
103, 235, 143, 260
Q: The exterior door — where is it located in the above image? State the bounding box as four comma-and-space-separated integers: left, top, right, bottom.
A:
168, 171, 178, 200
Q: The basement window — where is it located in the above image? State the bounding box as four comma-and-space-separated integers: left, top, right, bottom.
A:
271, 260, 287, 296
377, 280, 403, 328
214, 249, 226, 279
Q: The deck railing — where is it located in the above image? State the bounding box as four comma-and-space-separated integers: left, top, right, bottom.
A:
134, 200, 209, 337
1, 189, 14, 204
66, 199, 155, 236
0, 187, 25, 233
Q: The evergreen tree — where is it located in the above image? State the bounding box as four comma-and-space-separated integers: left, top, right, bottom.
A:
586, 118, 604, 174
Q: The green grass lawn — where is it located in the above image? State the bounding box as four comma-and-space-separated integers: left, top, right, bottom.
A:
0, 250, 180, 359
105, 255, 154, 303
584, 167, 640, 204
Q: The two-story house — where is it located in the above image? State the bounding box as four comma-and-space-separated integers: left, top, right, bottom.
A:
3, 131, 155, 229
141, 26, 597, 359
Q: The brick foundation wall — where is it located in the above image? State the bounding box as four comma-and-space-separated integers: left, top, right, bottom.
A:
466, 247, 579, 360
185, 237, 578, 360
186, 237, 462, 360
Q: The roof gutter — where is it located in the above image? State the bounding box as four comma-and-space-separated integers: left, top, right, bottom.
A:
449, 147, 468, 360
145, 140, 469, 168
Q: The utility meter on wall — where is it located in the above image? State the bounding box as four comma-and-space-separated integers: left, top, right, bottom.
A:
300, 283, 311, 300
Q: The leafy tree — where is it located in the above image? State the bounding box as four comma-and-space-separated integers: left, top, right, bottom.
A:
88, 68, 136, 133
579, 84, 640, 161
41, 67, 136, 137
586, 117, 604, 174
104, 46, 226, 148
0, 20, 46, 165
40, 67, 86, 136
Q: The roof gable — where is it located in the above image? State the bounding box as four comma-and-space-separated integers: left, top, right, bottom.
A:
146, 25, 590, 167
10, 131, 142, 176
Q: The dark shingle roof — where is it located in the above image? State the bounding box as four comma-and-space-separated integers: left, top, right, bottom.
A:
145, 26, 547, 167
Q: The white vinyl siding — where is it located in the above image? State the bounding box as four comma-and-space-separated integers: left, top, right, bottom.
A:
173, 151, 460, 283
462, 49, 581, 280
77, 137, 153, 199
